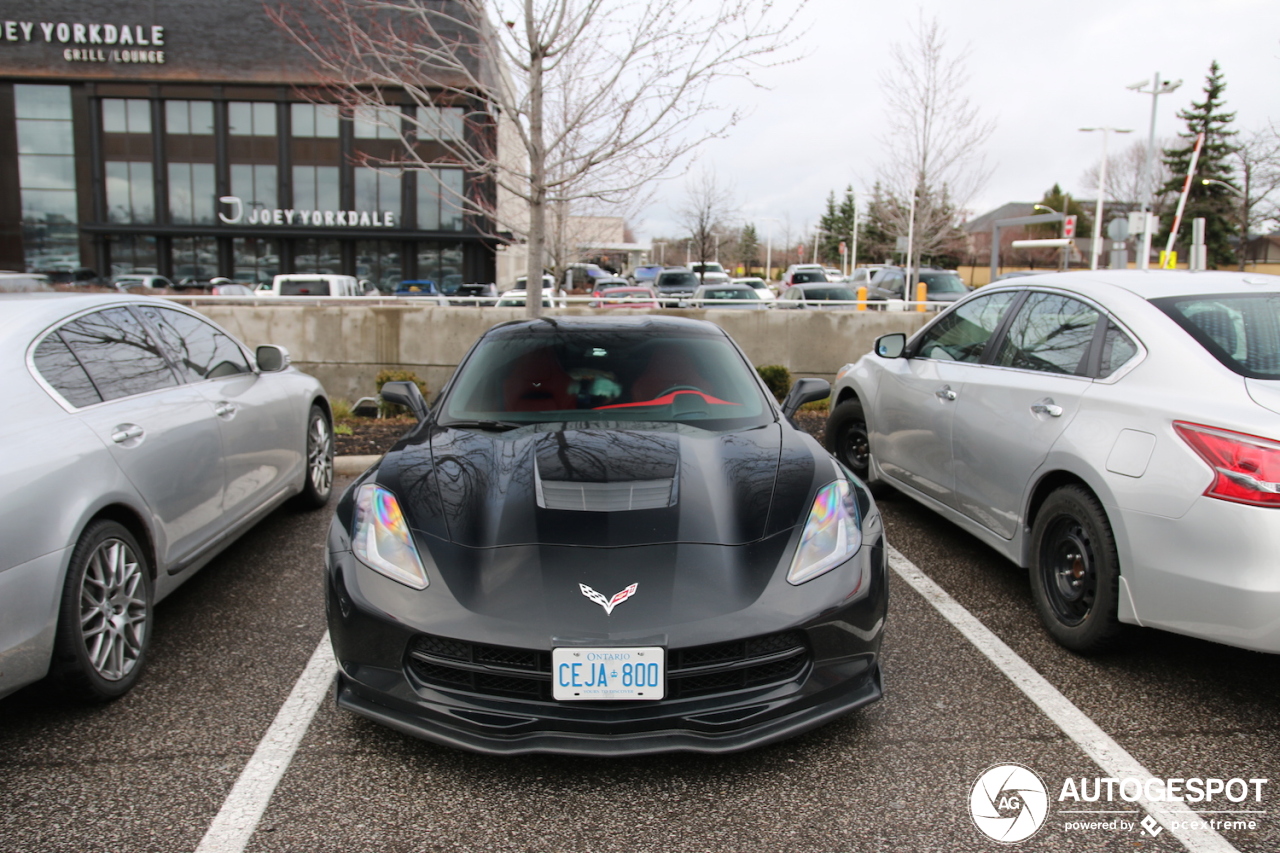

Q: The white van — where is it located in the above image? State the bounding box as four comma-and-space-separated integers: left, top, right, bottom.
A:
264, 274, 361, 297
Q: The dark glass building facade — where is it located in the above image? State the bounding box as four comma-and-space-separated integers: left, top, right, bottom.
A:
0, 1, 498, 290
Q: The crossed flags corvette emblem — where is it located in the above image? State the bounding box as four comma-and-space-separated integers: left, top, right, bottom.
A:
580, 582, 638, 615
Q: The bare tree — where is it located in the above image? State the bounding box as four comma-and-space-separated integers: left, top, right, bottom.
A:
875, 12, 994, 275
1080, 138, 1175, 210
272, 0, 803, 316
1233, 126, 1280, 265
677, 167, 735, 284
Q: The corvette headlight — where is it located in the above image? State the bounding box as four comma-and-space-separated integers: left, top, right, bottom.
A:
788, 479, 862, 585
352, 484, 428, 589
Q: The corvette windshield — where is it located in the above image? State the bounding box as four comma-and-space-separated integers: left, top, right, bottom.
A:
441, 329, 773, 428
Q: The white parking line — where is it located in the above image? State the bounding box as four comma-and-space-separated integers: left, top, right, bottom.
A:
195, 633, 337, 853
888, 546, 1240, 853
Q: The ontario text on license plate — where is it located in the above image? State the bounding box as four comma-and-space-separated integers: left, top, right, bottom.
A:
551, 646, 665, 700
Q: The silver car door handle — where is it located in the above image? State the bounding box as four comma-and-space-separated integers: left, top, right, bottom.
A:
935, 386, 957, 401
214, 402, 238, 417
111, 425, 144, 443
1031, 402, 1064, 417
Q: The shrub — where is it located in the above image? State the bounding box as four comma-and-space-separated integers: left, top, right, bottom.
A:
375, 369, 429, 417
756, 364, 792, 402
330, 398, 354, 421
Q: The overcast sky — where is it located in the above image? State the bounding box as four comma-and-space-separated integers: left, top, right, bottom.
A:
635, 0, 1280, 243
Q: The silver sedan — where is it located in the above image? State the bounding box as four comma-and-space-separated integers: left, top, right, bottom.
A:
1, 293, 333, 701
826, 270, 1280, 654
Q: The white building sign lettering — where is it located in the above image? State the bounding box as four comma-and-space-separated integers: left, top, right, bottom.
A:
2, 21, 167, 65
218, 197, 397, 229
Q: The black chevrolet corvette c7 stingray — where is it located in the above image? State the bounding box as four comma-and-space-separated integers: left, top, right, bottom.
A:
325, 315, 887, 755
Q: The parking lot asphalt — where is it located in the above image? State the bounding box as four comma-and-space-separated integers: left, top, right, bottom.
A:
1, 478, 1275, 853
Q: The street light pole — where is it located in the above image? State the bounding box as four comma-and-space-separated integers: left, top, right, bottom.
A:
1081, 127, 1133, 270
1127, 73, 1182, 269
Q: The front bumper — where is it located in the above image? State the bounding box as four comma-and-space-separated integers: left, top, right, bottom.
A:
326, 525, 888, 756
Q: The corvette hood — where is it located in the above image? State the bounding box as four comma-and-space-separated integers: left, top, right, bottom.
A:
382, 422, 821, 549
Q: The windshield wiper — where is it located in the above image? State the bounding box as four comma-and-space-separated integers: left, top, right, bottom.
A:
441, 419, 524, 432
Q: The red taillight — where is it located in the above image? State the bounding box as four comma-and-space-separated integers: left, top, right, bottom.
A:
1174, 421, 1280, 507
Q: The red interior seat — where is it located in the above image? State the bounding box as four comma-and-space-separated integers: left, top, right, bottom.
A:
503, 349, 575, 411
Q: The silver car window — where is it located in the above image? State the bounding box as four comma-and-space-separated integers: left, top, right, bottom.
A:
1099, 323, 1139, 379
55, 308, 179, 401
915, 291, 1018, 363
31, 333, 102, 407
993, 292, 1100, 375
139, 306, 252, 381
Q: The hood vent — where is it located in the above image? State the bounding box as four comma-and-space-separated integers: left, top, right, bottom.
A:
536, 476, 676, 512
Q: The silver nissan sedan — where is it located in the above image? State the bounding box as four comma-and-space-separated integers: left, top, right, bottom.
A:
0, 294, 333, 701
826, 270, 1280, 654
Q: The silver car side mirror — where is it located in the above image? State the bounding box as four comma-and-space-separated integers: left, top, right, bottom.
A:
256, 344, 291, 372
875, 333, 906, 359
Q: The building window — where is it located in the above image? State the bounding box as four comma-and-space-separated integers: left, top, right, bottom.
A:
416, 242, 464, 293
172, 236, 218, 283
231, 164, 278, 213
355, 167, 401, 217
165, 100, 214, 135
356, 239, 401, 292
291, 103, 339, 138
293, 165, 340, 212
232, 237, 279, 286
15, 84, 78, 269
417, 106, 464, 141
108, 234, 159, 277
228, 102, 277, 137
105, 162, 155, 224
353, 105, 402, 139
102, 99, 151, 134
294, 238, 341, 274
169, 162, 216, 225
417, 167, 465, 231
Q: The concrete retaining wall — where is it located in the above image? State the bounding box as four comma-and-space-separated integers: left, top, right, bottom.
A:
188, 302, 932, 402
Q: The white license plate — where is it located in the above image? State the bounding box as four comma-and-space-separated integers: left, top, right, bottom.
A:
551, 646, 665, 700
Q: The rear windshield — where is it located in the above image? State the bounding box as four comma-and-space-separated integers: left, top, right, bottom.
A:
703, 288, 759, 300
801, 287, 857, 301
442, 329, 772, 430
657, 273, 698, 288
278, 278, 328, 295
791, 270, 827, 283
920, 272, 967, 293
1151, 293, 1280, 379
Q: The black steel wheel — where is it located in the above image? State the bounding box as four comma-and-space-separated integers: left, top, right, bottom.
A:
52, 520, 153, 701
825, 398, 883, 492
297, 403, 334, 508
1029, 485, 1123, 654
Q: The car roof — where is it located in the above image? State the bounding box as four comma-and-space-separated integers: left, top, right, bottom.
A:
489, 314, 724, 337
979, 269, 1280, 301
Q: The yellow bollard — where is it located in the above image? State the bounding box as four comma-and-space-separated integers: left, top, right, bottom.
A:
915, 281, 928, 311
857, 285, 867, 311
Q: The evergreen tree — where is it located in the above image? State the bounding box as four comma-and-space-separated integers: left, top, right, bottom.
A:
738, 223, 760, 273
1159, 61, 1239, 268
818, 186, 859, 264
859, 182, 898, 265
1028, 184, 1090, 237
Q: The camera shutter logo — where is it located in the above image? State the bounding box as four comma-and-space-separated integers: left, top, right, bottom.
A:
969, 764, 1049, 843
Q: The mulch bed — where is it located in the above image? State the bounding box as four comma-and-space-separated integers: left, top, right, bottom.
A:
334, 410, 831, 457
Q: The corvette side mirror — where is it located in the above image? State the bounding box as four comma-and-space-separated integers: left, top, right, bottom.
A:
381, 380, 428, 422
781, 377, 830, 421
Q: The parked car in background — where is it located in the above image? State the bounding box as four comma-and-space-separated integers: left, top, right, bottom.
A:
592, 275, 630, 290
263, 274, 362, 297
733, 277, 776, 302
781, 264, 828, 287
629, 264, 663, 286
864, 267, 970, 305
451, 283, 499, 306
0, 293, 333, 702
496, 288, 566, 309
776, 282, 860, 309
654, 268, 700, 306
689, 262, 731, 285
328, 315, 885, 754
395, 280, 441, 297
823, 268, 843, 282
0, 272, 53, 292
827, 270, 1280, 655
210, 282, 255, 296
691, 283, 769, 309
38, 267, 103, 287
113, 275, 175, 292
515, 274, 556, 293
590, 286, 659, 309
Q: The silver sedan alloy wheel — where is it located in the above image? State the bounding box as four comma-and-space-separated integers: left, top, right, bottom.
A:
308, 412, 333, 496
79, 537, 147, 681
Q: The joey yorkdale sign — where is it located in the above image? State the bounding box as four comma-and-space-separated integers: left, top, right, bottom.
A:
217, 197, 397, 229
1, 20, 168, 65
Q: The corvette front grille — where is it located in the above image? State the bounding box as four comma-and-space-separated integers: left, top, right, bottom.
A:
405, 630, 810, 702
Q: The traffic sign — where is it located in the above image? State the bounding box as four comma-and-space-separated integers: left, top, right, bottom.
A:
839, 241, 847, 255
1062, 215, 1077, 238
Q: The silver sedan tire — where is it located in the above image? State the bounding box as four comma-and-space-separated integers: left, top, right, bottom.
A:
52, 520, 153, 701
297, 404, 334, 508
